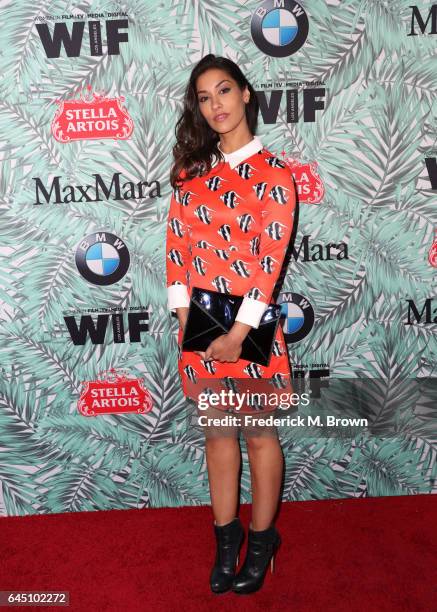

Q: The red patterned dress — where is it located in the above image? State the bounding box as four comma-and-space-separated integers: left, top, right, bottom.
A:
165, 136, 296, 410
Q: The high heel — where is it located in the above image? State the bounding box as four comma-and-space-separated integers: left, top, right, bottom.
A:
210, 517, 245, 594
232, 524, 281, 594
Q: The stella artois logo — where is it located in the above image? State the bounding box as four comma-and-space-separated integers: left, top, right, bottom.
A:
282, 156, 325, 204
52, 86, 134, 143
78, 369, 152, 416
429, 231, 437, 268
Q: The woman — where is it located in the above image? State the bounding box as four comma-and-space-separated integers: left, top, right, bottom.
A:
165, 54, 296, 594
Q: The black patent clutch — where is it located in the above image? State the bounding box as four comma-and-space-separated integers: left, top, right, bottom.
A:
181, 287, 282, 367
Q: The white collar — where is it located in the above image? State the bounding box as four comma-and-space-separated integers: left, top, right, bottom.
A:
217, 136, 263, 169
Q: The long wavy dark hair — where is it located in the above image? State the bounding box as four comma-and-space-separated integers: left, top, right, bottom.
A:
170, 54, 259, 189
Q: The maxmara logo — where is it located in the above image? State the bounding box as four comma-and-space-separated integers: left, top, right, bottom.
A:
35, 16, 128, 58
52, 89, 133, 142
404, 298, 437, 325
407, 6, 437, 36
292, 235, 348, 262
32, 173, 161, 205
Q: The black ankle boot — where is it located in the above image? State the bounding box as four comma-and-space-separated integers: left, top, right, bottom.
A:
210, 517, 245, 594
231, 524, 281, 594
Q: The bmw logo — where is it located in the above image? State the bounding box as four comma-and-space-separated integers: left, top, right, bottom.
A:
251, 0, 309, 58
278, 292, 314, 342
75, 232, 130, 286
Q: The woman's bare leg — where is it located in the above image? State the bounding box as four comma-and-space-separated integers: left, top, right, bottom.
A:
245, 433, 283, 530
205, 436, 241, 525
199, 404, 241, 526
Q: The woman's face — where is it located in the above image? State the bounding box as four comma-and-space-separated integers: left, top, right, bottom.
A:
195, 68, 250, 135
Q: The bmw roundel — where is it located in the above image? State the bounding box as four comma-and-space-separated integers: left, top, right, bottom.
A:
251, 0, 309, 58
75, 232, 130, 286
278, 292, 314, 342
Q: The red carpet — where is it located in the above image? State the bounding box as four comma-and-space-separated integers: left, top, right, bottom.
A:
0, 495, 436, 611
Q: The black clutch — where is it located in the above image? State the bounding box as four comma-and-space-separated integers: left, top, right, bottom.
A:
181, 287, 282, 367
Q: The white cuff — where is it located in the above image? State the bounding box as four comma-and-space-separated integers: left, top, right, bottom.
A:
167, 284, 190, 311
235, 297, 268, 329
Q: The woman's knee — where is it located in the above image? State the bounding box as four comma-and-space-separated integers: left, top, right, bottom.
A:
244, 435, 276, 452
205, 436, 239, 452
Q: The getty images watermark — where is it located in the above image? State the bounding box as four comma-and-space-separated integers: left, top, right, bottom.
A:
184, 377, 437, 438
195, 388, 369, 429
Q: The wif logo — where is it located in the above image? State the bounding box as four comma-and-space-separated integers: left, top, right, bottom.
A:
65, 311, 149, 345
256, 87, 325, 125
36, 17, 129, 58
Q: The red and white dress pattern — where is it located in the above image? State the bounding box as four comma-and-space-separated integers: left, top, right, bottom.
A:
165, 137, 296, 408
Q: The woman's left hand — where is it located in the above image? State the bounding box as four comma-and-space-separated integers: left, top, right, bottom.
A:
204, 334, 242, 363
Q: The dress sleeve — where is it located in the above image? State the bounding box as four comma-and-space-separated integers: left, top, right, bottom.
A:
165, 185, 191, 312
235, 168, 296, 328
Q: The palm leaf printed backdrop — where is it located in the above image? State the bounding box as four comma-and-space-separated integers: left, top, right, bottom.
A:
0, 0, 436, 517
